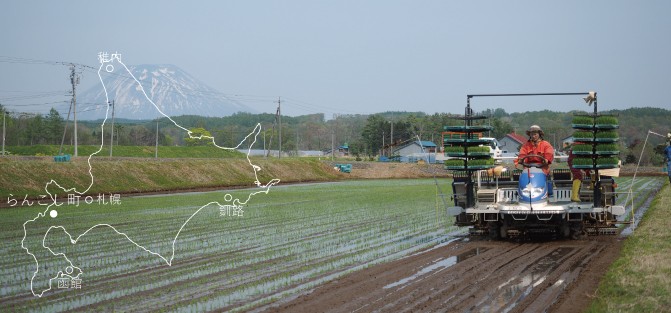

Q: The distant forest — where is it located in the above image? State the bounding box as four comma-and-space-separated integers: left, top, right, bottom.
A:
1, 104, 669, 165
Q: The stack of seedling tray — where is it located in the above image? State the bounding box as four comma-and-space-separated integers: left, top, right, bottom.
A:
443, 123, 495, 170
571, 114, 620, 169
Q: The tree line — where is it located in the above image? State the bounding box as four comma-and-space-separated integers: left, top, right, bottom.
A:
1, 103, 669, 165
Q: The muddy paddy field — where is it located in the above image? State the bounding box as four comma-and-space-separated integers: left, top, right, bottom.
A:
0, 174, 665, 312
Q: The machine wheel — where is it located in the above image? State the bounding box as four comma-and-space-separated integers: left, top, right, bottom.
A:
570, 231, 581, 240
488, 222, 501, 240
569, 222, 584, 240
560, 222, 571, 239
500, 224, 509, 239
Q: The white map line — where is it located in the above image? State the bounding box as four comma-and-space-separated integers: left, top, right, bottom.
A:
21, 53, 280, 297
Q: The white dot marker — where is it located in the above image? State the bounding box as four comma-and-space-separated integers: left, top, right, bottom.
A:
49, 210, 58, 218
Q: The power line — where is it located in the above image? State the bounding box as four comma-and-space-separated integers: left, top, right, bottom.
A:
2, 56, 376, 117
0, 55, 96, 70
0, 56, 67, 66
282, 97, 373, 115
1, 101, 69, 108
0, 90, 66, 98
2, 58, 360, 116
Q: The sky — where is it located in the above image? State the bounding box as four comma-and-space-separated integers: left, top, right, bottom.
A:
1, 0, 670, 118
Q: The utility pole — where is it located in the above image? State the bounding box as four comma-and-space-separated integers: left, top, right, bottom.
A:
553, 132, 557, 150
266, 112, 278, 158
58, 101, 72, 155
109, 100, 115, 157
70, 64, 80, 157
2, 111, 5, 157
277, 97, 282, 159
390, 114, 394, 151
331, 130, 335, 161
262, 125, 266, 158
382, 130, 385, 157
155, 120, 159, 159
295, 127, 299, 156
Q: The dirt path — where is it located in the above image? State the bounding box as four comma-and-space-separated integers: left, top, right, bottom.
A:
258, 236, 621, 313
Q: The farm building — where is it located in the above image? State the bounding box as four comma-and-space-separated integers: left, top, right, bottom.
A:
393, 140, 438, 163
323, 143, 349, 157
498, 132, 527, 153
394, 140, 437, 155
561, 135, 574, 150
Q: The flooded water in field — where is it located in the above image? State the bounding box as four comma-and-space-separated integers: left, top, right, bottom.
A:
479, 247, 574, 313
619, 178, 662, 237
384, 247, 488, 289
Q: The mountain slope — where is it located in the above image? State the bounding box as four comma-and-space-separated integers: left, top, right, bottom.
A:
78, 64, 255, 120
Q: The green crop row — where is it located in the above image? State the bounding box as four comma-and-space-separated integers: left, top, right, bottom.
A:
0, 179, 455, 312
571, 115, 618, 125
596, 143, 619, 151
573, 131, 594, 139
571, 157, 618, 165
444, 146, 489, 154
444, 146, 464, 153
572, 116, 594, 125
572, 144, 593, 152
572, 157, 593, 166
468, 158, 495, 166
572, 144, 619, 152
595, 115, 618, 125
595, 131, 618, 139
445, 159, 464, 167
573, 131, 618, 140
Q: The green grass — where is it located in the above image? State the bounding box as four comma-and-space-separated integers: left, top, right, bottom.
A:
587, 182, 671, 312
4, 145, 245, 158
0, 179, 455, 312
0, 158, 340, 199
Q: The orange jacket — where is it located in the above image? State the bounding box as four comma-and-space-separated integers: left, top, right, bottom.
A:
516, 140, 554, 174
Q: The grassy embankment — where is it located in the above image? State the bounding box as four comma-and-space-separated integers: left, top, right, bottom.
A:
587, 181, 671, 312
0, 156, 342, 199
3, 145, 243, 158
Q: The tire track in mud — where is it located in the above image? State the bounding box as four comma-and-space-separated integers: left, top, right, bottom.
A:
261, 237, 620, 313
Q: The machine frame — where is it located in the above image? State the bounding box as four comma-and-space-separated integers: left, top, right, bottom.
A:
446, 92, 625, 239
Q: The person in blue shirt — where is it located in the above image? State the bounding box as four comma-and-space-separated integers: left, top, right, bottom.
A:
665, 140, 671, 184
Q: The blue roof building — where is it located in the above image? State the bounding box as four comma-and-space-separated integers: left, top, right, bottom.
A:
393, 140, 438, 163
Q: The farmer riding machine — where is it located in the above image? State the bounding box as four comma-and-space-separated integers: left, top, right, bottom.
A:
445, 92, 625, 239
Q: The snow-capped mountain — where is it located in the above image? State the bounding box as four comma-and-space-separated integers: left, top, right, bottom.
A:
78, 64, 255, 120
